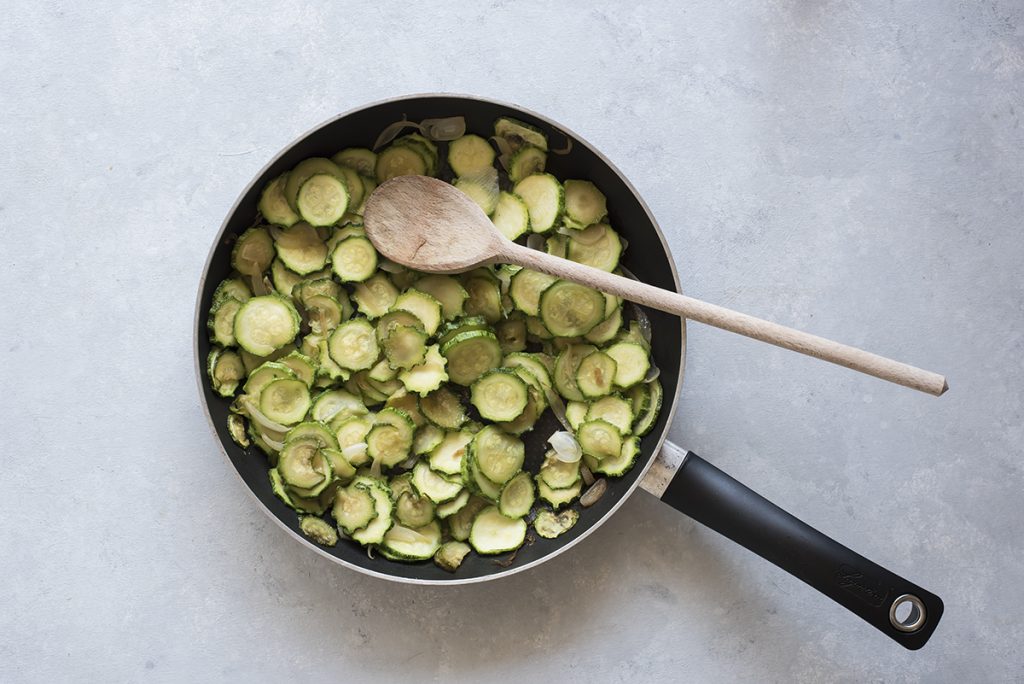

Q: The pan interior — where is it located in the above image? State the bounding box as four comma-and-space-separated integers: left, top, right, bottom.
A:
196, 95, 683, 582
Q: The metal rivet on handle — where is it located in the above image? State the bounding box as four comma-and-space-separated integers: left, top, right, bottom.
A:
889, 594, 926, 632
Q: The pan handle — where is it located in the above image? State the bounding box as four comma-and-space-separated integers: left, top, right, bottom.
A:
640, 441, 943, 650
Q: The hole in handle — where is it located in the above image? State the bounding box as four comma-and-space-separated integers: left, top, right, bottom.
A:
889, 593, 926, 632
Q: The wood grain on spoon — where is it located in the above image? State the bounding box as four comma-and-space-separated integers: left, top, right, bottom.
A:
363, 175, 948, 397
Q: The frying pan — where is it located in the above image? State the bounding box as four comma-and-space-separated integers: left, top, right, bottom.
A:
194, 94, 943, 650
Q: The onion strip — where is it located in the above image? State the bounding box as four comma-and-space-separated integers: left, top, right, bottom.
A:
419, 116, 466, 141
373, 116, 419, 150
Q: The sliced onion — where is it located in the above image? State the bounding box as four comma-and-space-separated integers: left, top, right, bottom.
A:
547, 431, 582, 463
490, 135, 513, 157
550, 136, 573, 155
635, 305, 652, 343
419, 116, 466, 141
261, 432, 285, 451
526, 233, 546, 252
398, 455, 418, 470
580, 463, 595, 487
248, 272, 269, 296
644, 365, 661, 383
388, 525, 433, 544
240, 397, 290, 433
341, 442, 367, 459
580, 478, 607, 507
367, 546, 375, 559
378, 259, 405, 274
543, 387, 573, 432
373, 117, 419, 150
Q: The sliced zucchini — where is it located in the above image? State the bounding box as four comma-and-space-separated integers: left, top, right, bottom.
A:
586, 395, 633, 434
366, 408, 415, 467
270, 258, 304, 297
434, 540, 472, 572
297, 173, 349, 227
259, 173, 300, 227
538, 452, 581, 489
303, 294, 344, 335
513, 173, 563, 234
413, 423, 446, 455
509, 268, 559, 316
259, 378, 311, 425
575, 351, 617, 398
584, 305, 623, 344
495, 317, 527, 354
471, 425, 524, 485
413, 275, 468, 321
465, 451, 504, 502
538, 281, 605, 337
328, 318, 379, 371
243, 361, 297, 399
563, 180, 608, 226
332, 147, 377, 177
491, 191, 530, 241
380, 521, 442, 561
437, 315, 489, 347
536, 477, 581, 509
350, 479, 394, 545
208, 297, 242, 347
284, 157, 344, 212
419, 386, 467, 429
435, 488, 471, 519
469, 506, 527, 555
299, 516, 338, 546
632, 378, 663, 437
278, 440, 332, 495
335, 415, 373, 462
320, 447, 357, 482
496, 385, 541, 435
494, 116, 548, 151
398, 344, 449, 395
312, 388, 367, 425
567, 222, 621, 272
448, 495, 490, 541
441, 331, 502, 386
207, 347, 245, 397
471, 369, 529, 422
448, 134, 495, 177
212, 277, 252, 306
352, 273, 399, 318
227, 413, 249, 447
502, 352, 553, 389
462, 271, 502, 323
498, 471, 535, 518
565, 400, 589, 430
231, 227, 275, 277
533, 509, 579, 539
384, 387, 425, 426
382, 323, 428, 370
553, 344, 597, 402
428, 430, 473, 475
332, 482, 378, 535
285, 421, 338, 449
375, 143, 428, 182
336, 165, 365, 210
508, 145, 546, 183
591, 435, 640, 476
412, 460, 463, 504
605, 341, 651, 388
233, 295, 300, 356
392, 289, 443, 336
331, 235, 378, 283
395, 490, 436, 528
294, 276, 343, 308
576, 419, 622, 460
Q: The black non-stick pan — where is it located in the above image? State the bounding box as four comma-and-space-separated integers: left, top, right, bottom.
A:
194, 94, 943, 649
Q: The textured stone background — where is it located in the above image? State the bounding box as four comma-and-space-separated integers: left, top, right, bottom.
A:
2, 1, 1022, 681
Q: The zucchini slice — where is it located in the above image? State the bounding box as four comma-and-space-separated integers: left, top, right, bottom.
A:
441, 331, 502, 386
591, 435, 640, 476
536, 477, 581, 509
509, 268, 558, 316
533, 509, 579, 539
352, 273, 399, 318
563, 180, 608, 227
448, 134, 495, 177
284, 157, 345, 212
632, 378, 663, 437
437, 315, 489, 347
212, 277, 252, 306
462, 271, 502, 323
413, 275, 468, 321
513, 173, 563, 234
398, 344, 449, 396
270, 259, 304, 297
586, 395, 634, 434
259, 173, 300, 227
495, 317, 527, 354
380, 521, 442, 561
299, 516, 338, 546
332, 482, 378, 535
412, 460, 463, 504
243, 360, 297, 399
413, 423, 446, 456
502, 352, 553, 389
553, 344, 597, 402
382, 323, 428, 370
328, 318, 379, 371
491, 191, 530, 241
419, 386, 468, 429
575, 351, 617, 398
227, 414, 249, 447
436, 488, 471, 519
538, 452, 581, 489
434, 540, 472, 572
471, 425, 525, 485
454, 169, 500, 215
366, 408, 415, 467
576, 419, 622, 460
233, 295, 300, 356
392, 289, 443, 336
332, 147, 377, 177
395, 490, 436, 528
494, 116, 548, 151
469, 506, 527, 555
565, 400, 589, 430
259, 378, 311, 426
311, 388, 366, 425
278, 439, 332, 493
584, 306, 623, 344
605, 341, 651, 389
538, 281, 605, 337
278, 351, 317, 387
471, 369, 529, 422
208, 297, 242, 347
231, 227, 275, 277
375, 143, 428, 182
207, 347, 245, 397
350, 479, 394, 545
498, 471, 535, 518
285, 421, 338, 449
507, 146, 547, 183
297, 173, 349, 227
331, 236, 378, 283
448, 495, 490, 541
566, 222, 621, 272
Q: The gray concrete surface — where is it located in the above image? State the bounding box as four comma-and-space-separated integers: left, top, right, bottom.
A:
2, 1, 1022, 681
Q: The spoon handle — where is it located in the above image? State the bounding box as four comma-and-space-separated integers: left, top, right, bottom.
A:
501, 242, 947, 397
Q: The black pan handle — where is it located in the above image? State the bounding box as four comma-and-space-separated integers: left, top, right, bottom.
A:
644, 441, 943, 649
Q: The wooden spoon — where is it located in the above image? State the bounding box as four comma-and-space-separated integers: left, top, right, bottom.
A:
363, 175, 947, 396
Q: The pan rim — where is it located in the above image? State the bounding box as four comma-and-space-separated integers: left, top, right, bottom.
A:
193, 92, 686, 585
